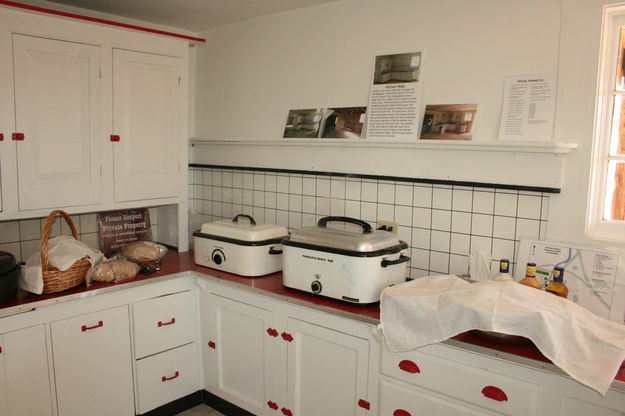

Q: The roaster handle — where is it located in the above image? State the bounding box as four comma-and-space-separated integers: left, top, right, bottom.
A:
232, 214, 256, 225
381, 254, 411, 268
317, 216, 373, 234
269, 246, 283, 255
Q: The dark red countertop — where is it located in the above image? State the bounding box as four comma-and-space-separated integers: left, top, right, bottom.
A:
2, 250, 624, 384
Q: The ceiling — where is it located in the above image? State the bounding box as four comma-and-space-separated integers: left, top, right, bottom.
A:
37, 0, 341, 32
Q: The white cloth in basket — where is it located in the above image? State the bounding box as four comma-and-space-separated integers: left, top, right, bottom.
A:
19, 236, 104, 294
379, 274, 625, 396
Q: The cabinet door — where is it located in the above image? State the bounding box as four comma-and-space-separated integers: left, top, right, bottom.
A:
202, 293, 274, 416
112, 49, 180, 202
13, 34, 102, 210
51, 305, 134, 416
285, 317, 370, 416
0, 325, 54, 416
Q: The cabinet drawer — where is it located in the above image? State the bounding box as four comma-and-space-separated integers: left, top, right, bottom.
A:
136, 342, 200, 414
381, 348, 539, 416
379, 379, 490, 416
133, 290, 196, 358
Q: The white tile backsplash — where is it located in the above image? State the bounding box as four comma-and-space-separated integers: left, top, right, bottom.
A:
192, 167, 551, 279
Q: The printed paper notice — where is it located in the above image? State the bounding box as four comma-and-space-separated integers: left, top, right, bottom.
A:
498, 74, 556, 141
516, 239, 625, 323
366, 51, 422, 139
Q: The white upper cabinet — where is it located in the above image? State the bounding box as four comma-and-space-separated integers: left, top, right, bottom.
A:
13, 34, 102, 210
112, 49, 180, 202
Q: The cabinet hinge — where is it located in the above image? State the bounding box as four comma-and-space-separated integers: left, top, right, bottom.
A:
99, 68, 102, 79
99, 165, 103, 177
178, 76, 181, 86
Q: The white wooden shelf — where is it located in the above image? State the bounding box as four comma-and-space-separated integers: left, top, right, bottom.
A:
190, 138, 577, 155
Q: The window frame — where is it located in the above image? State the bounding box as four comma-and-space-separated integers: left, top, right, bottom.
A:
587, 5, 625, 241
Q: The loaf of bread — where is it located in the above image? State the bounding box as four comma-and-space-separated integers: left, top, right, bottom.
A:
121, 241, 167, 263
92, 259, 139, 283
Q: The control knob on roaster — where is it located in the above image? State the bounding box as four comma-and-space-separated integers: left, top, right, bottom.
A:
211, 249, 225, 265
311, 280, 322, 294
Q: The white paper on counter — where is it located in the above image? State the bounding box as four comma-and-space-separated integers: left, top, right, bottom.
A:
498, 74, 556, 141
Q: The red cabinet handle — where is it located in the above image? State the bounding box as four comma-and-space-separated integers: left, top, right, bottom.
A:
281, 408, 293, 416
0, 133, 4, 141
398, 359, 420, 374
267, 400, 278, 410
267, 328, 278, 337
158, 318, 176, 327
12, 133, 24, 141
481, 385, 508, 401
208, 341, 216, 349
358, 399, 370, 410
162, 371, 179, 382
281, 332, 293, 342
110, 134, 120, 142
81, 321, 103, 332
0, 346, 3, 354
393, 410, 411, 416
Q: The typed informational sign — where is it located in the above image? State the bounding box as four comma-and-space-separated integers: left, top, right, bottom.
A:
97, 208, 152, 256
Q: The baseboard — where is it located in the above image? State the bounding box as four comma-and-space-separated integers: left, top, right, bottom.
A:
138, 390, 256, 416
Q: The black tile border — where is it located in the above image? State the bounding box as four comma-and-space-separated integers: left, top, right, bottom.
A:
139, 389, 255, 416
189, 164, 561, 194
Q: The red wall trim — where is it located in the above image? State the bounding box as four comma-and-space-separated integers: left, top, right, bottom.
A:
0, 0, 206, 43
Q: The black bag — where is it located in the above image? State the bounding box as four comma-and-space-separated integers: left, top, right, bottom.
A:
0, 251, 18, 304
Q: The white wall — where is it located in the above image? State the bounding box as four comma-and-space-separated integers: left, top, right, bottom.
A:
192, 0, 623, 248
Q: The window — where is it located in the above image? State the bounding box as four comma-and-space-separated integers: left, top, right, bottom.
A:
588, 5, 625, 241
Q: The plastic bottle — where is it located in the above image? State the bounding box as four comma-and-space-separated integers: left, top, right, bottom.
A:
492, 258, 514, 281
545, 266, 569, 298
519, 262, 541, 289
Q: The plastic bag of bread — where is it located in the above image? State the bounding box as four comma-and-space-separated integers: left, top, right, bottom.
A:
92, 259, 139, 283
121, 241, 167, 263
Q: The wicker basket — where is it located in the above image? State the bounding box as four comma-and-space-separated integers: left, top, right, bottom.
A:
41, 210, 91, 294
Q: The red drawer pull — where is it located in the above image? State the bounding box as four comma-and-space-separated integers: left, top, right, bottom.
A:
281, 408, 293, 416
81, 321, 103, 332
267, 328, 278, 337
11, 132, 24, 141
267, 400, 278, 410
398, 359, 420, 374
0, 133, 4, 141
393, 410, 411, 416
162, 371, 179, 382
481, 385, 508, 401
110, 134, 120, 142
208, 341, 216, 349
281, 332, 293, 342
358, 399, 370, 410
158, 318, 176, 327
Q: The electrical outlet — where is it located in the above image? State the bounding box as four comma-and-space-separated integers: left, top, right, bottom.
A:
377, 220, 398, 234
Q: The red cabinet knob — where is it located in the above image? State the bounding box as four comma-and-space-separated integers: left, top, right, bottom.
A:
0, 133, 4, 141
208, 341, 216, 349
267, 400, 278, 410
393, 410, 411, 416
481, 385, 508, 401
110, 134, 120, 142
281, 408, 293, 416
12, 132, 24, 141
81, 321, 103, 332
161, 371, 179, 382
281, 332, 293, 342
398, 359, 420, 374
358, 399, 370, 409
267, 328, 278, 337
158, 318, 176, 327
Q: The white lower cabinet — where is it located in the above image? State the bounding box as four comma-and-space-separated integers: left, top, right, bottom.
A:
202, 293, 274, 416
133, 290, 200, 414
51, 305, 135, 416
136, 342, 199, 414
201, 288, 371, 416
0, 324, 53, 416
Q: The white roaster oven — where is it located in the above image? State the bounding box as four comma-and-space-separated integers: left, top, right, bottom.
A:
282, 216, 410, 303
193, 214, 288, 276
